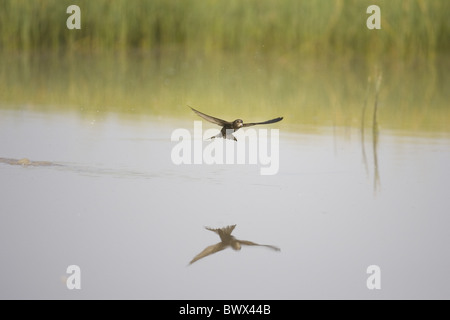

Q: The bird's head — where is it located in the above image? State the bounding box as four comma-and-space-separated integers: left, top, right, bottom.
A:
233, 119, 244, 129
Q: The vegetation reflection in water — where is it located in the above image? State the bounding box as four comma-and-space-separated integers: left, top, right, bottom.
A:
0, 52, 449, 136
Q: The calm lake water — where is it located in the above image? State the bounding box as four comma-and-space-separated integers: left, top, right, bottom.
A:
0, 52, 449, 299
1, 109, 449, 299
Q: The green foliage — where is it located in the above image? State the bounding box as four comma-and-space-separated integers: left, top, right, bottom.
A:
1, 1, 448, 133
0, 0, 448, 58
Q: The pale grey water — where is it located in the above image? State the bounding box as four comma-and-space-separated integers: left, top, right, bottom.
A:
0, 109, 450, 299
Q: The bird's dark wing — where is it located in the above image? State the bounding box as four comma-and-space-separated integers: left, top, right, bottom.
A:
189, 242, 228, 265
237, 240, 281, 251
189, 106, 231, 126
242, 117, 283, 127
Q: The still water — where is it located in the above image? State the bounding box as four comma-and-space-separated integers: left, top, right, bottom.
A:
1, 108, 449, 299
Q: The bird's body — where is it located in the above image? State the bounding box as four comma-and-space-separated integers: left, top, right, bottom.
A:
189, 106, 283, 141
189, 225, 280, 265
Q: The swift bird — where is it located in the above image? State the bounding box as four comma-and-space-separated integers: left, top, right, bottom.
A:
189, 225, 280, 265
189, 106, 283, 141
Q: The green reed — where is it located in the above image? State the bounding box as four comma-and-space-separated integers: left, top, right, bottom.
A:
0, 0, 449, 59
1, 0, 449, 134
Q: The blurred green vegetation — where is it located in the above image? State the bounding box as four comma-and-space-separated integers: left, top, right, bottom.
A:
0, 0, 449, 60
1, 52, 449, 133
0, 0, 449, 134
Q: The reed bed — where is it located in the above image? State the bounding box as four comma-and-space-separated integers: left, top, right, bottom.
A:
0, 0, 448, 59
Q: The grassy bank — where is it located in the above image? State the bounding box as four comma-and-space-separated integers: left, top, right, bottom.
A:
0, 0, 449, 59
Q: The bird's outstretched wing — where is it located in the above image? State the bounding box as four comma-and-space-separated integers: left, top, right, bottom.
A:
205, 225, 236, 236
237, 240, 281, 251
189, 242, 228, 265
242, 117, 283, 127
189, 106, 231, 126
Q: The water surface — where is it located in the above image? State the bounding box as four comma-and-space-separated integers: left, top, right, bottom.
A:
1, 108, 449, 299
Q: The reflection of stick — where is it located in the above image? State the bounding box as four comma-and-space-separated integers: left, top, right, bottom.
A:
361, 77, 371, 175
372, 72, 382, 193
372, 73, 382, 132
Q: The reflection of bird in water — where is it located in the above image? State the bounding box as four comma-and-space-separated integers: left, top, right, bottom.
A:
189, 106, 283, 141
189, 225, 280, 265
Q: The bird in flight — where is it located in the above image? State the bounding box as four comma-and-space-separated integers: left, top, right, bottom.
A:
189, 225, 280, 265
189, 106, 283, 141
